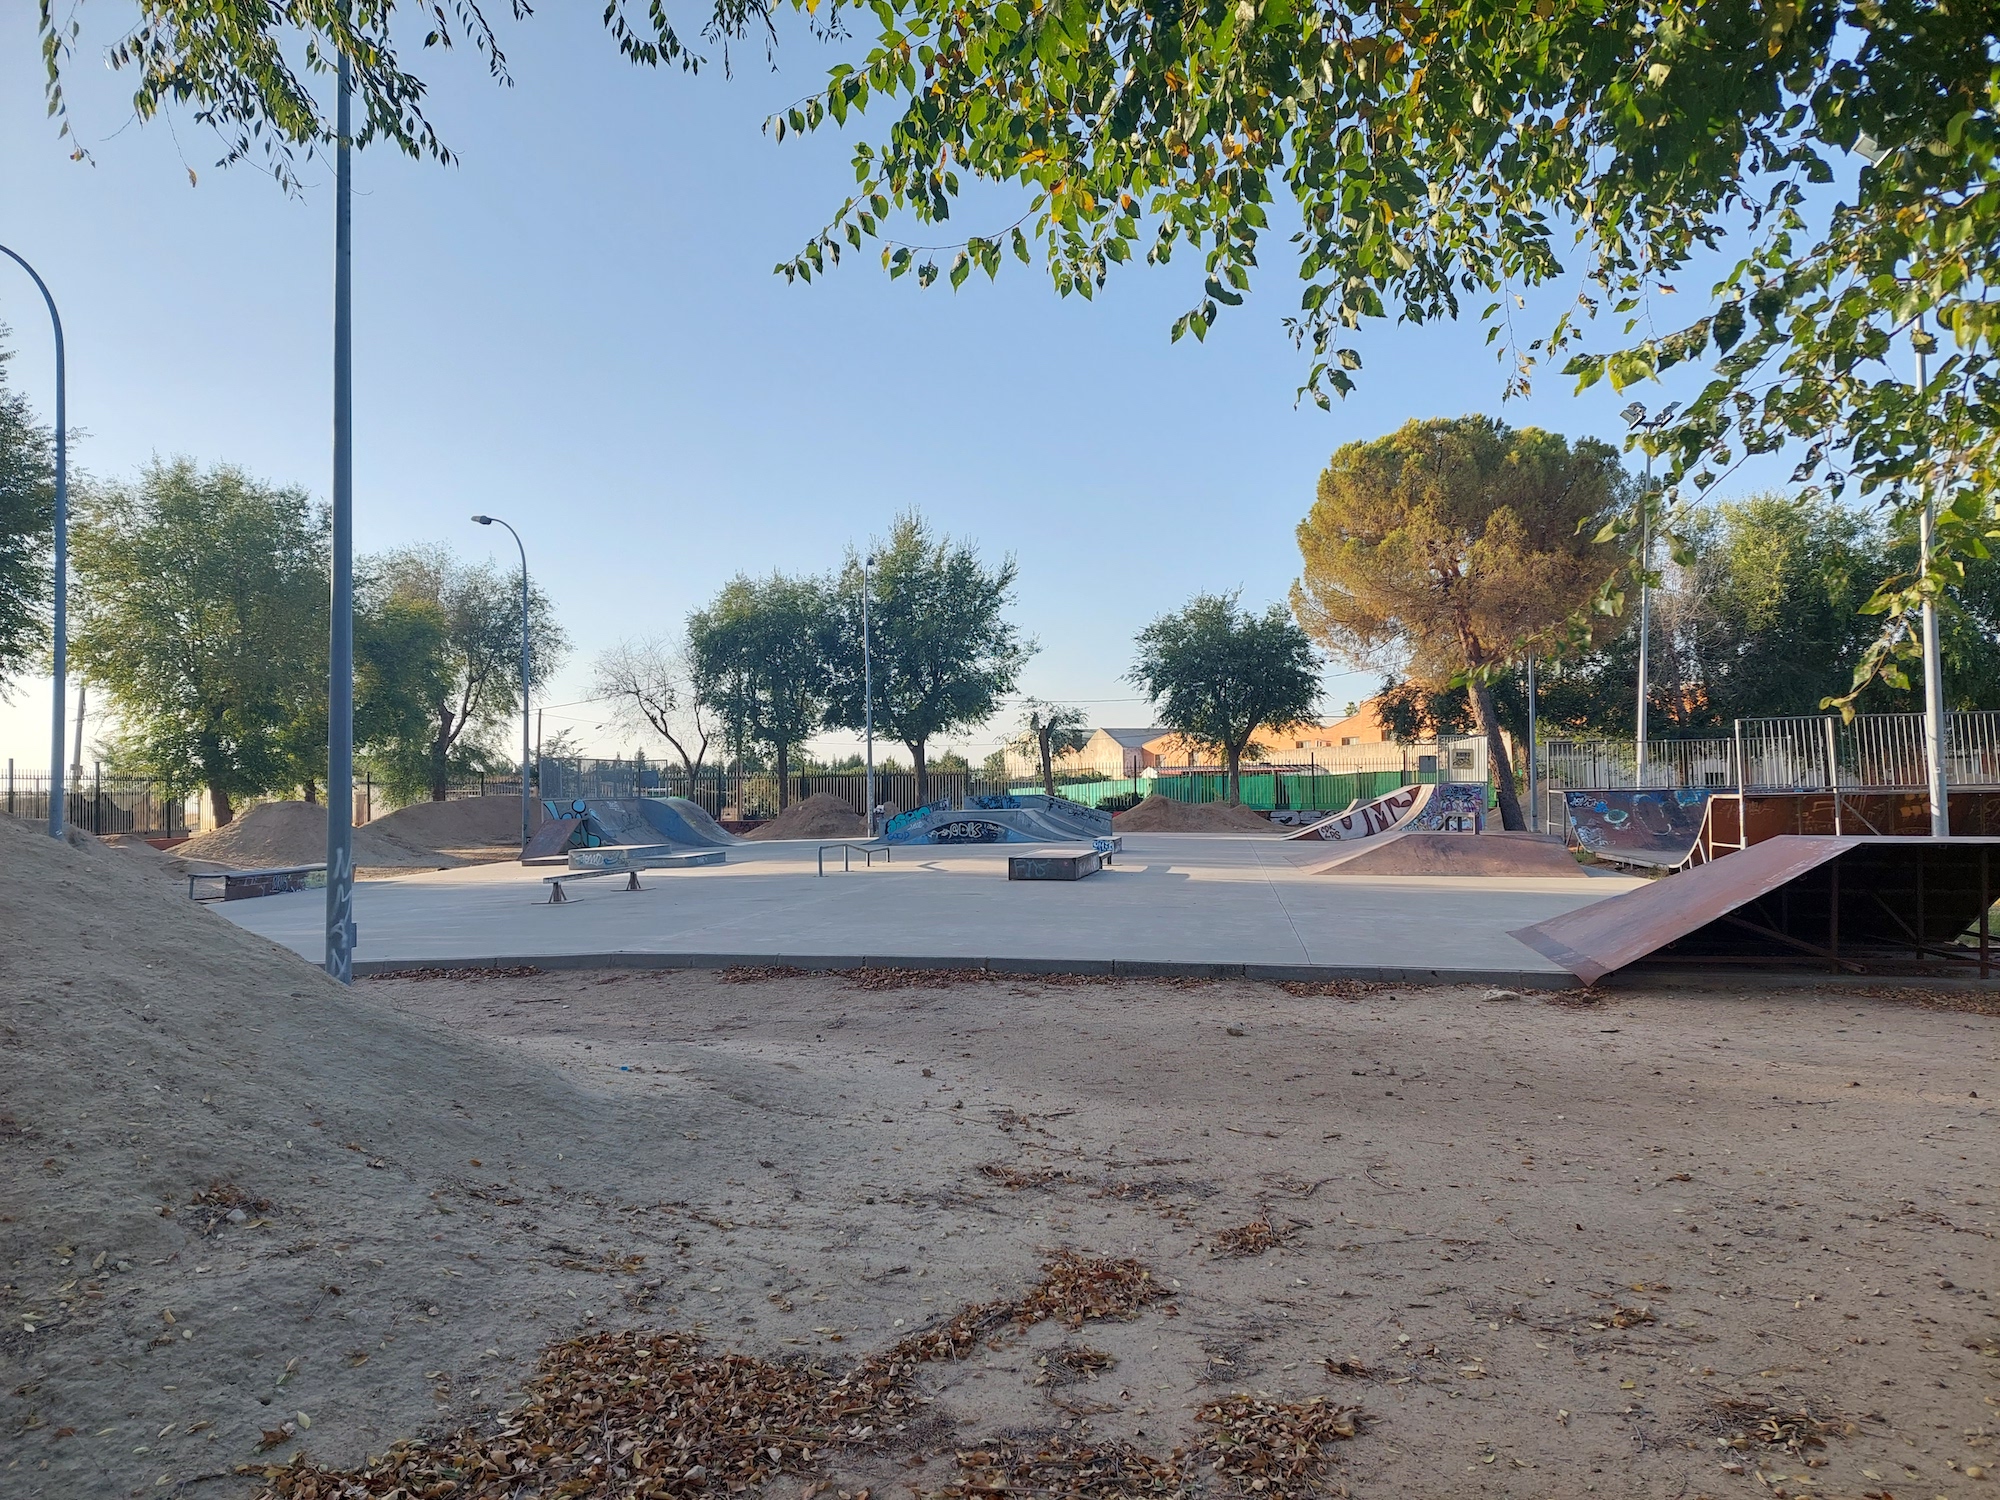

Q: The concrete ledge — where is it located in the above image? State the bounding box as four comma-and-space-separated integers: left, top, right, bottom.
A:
350, 951, 1572, 988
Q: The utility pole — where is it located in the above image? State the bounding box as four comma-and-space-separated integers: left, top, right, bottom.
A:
862, 552, 876, 835
0, 243, 68, 839
1915, 344, 1950, 837
71, 680, 86, 784
324, 51, 358, 983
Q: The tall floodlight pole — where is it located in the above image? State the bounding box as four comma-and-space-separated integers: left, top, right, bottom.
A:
325, 53, 358, 983
1635, 448, 1654, 787
0, 243, 68, 839
1851, 133, 1949, 836
1622, 401, 1666, 789
1915, 344, 1950, 837
1526, 656, 1539, 833
861, 552, 876, 835
472, 515, 533, 848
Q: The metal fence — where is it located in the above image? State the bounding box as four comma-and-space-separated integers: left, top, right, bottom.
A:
536, 756, 1447, 821
2, 764, 194, 837
1537, 711, 2000, 793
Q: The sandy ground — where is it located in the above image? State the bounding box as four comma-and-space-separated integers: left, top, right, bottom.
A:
3, 814, 1997, 1500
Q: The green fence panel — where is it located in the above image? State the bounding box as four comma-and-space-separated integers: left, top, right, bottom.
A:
1279, 769, 1408, 811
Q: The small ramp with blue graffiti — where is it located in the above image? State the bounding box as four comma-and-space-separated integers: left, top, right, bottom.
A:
1563, 788, 1713, 870
879, 793, 1115, 847
534, 796, 739, 860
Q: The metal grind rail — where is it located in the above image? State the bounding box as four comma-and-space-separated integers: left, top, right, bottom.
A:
818, 843, 894, 876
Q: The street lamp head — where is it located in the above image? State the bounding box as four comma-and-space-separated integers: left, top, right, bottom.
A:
471, 514, 493, 525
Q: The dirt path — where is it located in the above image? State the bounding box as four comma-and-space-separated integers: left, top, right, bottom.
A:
4, 841, 1995, 1500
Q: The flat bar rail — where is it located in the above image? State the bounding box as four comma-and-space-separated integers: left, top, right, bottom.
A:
818, 843, 893, 876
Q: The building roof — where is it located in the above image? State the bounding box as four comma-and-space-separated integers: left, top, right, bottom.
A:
1091, 727, 1170, 749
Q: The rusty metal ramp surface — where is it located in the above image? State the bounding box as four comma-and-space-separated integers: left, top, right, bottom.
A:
1510, 836, 2000, 984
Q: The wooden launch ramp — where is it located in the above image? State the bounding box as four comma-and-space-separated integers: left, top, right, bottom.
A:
1510, 835, 2000, 984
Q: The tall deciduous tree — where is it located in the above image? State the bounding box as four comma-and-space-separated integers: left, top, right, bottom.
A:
366, 545, 566, 802
1009, 699, 1090, 799
1129, 593, 1320, 807
1292, 417, 1629, 830
687, 573, 831, 811
71, 460, 327, 825
593, 635, 716, 791
0, 338, 53, 691
826, 513, 1027, 805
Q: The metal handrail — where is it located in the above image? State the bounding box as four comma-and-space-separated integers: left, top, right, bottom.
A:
817, 843, 893, 876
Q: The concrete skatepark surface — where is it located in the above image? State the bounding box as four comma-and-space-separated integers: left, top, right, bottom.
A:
213, 831, 1642, 980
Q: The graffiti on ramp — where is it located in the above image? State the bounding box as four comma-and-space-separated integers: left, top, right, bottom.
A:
1565, 788, 1713, 869
1283, 783, 1429, 841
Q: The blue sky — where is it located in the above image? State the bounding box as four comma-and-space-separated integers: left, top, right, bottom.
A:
0, 7, 1800, 771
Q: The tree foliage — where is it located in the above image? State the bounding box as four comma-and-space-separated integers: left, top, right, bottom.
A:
826, 513, 1028, 803
687, 572, 831, 811
1009, 698, 1090, 798
1292, 417, 1628, 829
70, 459, 327, 824
765, 1, 1996, 702
0, 337, 53, 692
36, 0, 782, 189
1129, 591, 1318, 806
1520, 491, 2000, 738
593, 634, 717, 790
363, 545, 565, 803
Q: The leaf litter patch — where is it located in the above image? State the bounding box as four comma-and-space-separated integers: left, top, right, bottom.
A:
935, 1394, 1361, 1500
241, 1252, 1216, 1499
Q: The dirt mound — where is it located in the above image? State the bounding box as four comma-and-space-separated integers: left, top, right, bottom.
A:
367, 795, 540, 853
0, 812, 727, 1496
1313, 830, 1586, 878
1112, 793, 1274, 833
176, 799, 526, 871
741, 792, 866, 840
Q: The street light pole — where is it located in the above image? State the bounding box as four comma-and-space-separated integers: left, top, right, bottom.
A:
0, 243, 68, 840
861, 552, 875, 836
324, 52, 358, 983
472, 515, 533, 848
1634, 447, 1656, 788
1915, 345, 1950, 838
1526, 655, 1539, 833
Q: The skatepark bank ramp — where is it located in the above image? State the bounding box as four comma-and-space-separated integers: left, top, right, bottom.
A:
1510, 835, 1999, 984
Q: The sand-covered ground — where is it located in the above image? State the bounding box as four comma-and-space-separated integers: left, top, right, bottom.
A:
2, 814, 1996, 1500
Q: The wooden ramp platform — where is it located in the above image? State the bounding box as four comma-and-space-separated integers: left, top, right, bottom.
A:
1511, 835, 1999, 984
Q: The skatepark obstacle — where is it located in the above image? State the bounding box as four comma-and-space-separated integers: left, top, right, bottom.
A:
1511, 835, 1999, 983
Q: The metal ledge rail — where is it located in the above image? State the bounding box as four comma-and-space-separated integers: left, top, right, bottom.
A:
818, 843, 893, 876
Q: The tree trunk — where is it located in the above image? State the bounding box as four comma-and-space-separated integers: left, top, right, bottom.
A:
430, 730, 451, 801
1466, 679, 1525, 831
911, 739, 930, 805
775, 738, 791, 811
303, 779, 317, 805
209, 786, 234, 828
1039, 733, 1056, 799
1224, 746, 1243, 806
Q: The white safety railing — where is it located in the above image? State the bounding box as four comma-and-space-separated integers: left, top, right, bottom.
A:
1535, 711, 2000, 793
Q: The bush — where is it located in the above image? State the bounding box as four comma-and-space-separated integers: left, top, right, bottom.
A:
1099, 793, 1145, 814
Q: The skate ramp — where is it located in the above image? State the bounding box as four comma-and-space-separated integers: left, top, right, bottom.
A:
520, 817, 586, 866
1314, 830, 1587, 878
1406, 782, 1488, 831
1510, 835, 2000, 983
635, 796, 742, 847
1283, 783, 1429, 841
1564, 788, 1712, 869
983, 793, 1113, 839
878, 801, 1052, 845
